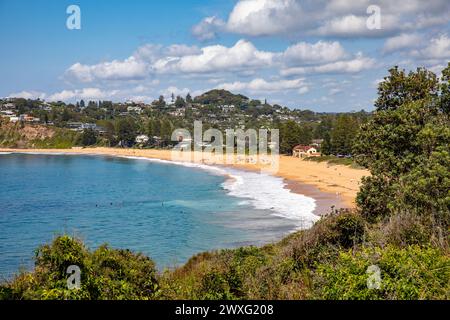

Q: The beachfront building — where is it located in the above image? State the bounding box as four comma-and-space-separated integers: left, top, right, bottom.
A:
292, 145, 320, 158
19, 114, 40, 123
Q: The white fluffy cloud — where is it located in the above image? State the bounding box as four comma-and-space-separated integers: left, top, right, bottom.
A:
65, 39, 372, 83
218, 78, 308, 94
412, 34, 450, 60
152, 39, 275, 74
315, 15, 368, 37
66, 40, 277, 82
281, 53, 375, 76
7, 90, 46, 100
226, 0, 304, 36
66, 57, 148, 82
160, 86, 191, 101
282, 41, 347, 65
382, 33, 422, 53
165, 44, 202, 57
191, 16, 226, 41
47, 88, 118, 102
192, 0, 450, 39
191, 0, 306, 39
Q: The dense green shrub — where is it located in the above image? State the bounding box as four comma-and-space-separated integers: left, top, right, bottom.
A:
32, 128, 78, 149
76, 128, 98, 146
197, 270, 233, 300
287, 211, 366, 270
314, 245, 450, 300
0, 236, 158, 300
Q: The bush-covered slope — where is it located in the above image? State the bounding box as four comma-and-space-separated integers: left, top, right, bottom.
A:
1, 210, 448, 300
0, 119, 78, 148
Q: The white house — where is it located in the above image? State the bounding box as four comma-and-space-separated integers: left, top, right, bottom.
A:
292, 145, 320, 158
127, 106, 143, 114
6, 116, 19, 123
1, 110, 15, 116
220, 104, 235, 113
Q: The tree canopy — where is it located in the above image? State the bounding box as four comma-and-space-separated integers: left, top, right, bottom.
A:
354, 64, 450, 223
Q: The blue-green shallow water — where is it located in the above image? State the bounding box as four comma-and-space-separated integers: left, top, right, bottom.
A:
0, 153, 299, 278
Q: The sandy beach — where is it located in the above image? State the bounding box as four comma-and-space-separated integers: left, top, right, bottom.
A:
0, 147, 369, 213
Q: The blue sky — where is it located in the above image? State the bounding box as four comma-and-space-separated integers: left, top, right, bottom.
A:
1, 0, 449, 112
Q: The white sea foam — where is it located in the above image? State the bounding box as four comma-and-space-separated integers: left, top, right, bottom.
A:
121, 156, 319, 229
221, 168, 319, 229
0, 152, 13, 154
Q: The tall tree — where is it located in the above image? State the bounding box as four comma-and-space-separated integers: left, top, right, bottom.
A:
78, 129, 97, 146
330, 115, 359, 155
156, 95, 166, 108
61, 108, 71, 122
321, 132, 332, 155
175, 96, 186, 108
375, 66, 438, 111
186, 93, 192, 103
160, 118, 174, 144
439, 62, 450, 114
116, 118, 137, 147
354, 65, 449, 223
279, 120, 311, 154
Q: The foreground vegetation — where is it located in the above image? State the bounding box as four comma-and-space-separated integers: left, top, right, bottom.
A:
1, 64, 449, 300
0, 210, 448, 300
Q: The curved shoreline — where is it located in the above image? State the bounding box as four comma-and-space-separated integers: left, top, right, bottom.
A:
0, 147, 369, 215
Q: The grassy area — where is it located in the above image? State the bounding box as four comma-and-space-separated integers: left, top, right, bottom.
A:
305, 156, 364, 169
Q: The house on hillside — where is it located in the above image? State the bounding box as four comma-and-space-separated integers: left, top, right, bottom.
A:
169, 109, 185, 117
67, 122, 102, 132
292, 145, 320, 158
3, 103, 16, 110
1, 113, 19, 122
219, 104, 235, 113
19, 114, 40, 123
1, 110, 15, 116
8, 116, 19, 123
127, 106, 143, 114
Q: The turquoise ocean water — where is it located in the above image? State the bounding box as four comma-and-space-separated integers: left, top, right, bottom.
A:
0, 153, 317, 278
